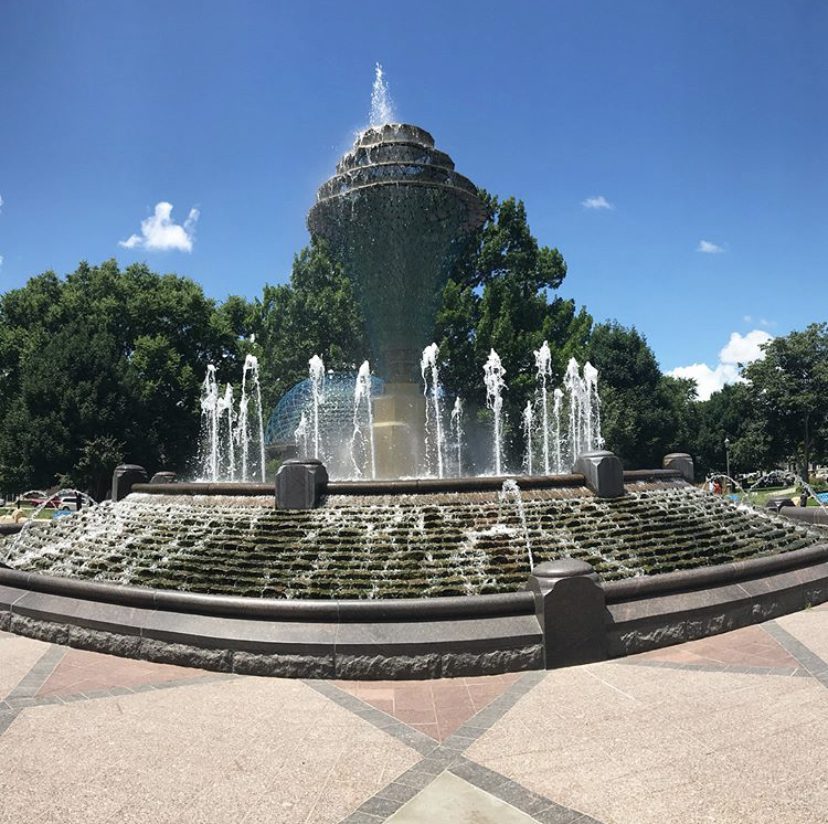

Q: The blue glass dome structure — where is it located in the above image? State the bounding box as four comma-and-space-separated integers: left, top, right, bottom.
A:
265, 372, 385, 448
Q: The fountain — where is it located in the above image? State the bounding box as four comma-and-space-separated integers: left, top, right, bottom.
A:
199, 358, 266, 483
534, 341, 553, 474
308, 108, 486, 477
308, 354, 325, 461
1, 70, 826, 681
483, 349, 507, 475
350, 360, 376, 479
450, 397, 464, 477
421, 342, 445, 478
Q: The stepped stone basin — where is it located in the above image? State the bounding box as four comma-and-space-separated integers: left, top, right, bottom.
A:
2, 478, 821, 599
2, 472, 827, 679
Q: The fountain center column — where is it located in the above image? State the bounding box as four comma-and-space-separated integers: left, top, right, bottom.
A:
372, 382, 426, 478
307, 122, 485, 479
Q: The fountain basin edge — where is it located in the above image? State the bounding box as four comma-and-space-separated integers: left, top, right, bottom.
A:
129, 468, 684, 498
2, 541, 826, 679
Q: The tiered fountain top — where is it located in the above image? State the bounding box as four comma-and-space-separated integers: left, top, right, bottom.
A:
308, 123, 486, 382
310, 123, 486, 230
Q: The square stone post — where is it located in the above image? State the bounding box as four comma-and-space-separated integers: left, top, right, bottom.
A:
276, 459, 329, 509
573, 451, 624, 498
663, 453, 694, 482
527, 559, 608, 668
111, 464, 148, 502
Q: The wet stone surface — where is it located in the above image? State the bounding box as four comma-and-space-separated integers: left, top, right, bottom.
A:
1, 483, 821, 600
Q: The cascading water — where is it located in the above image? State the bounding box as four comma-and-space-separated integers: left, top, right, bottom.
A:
534, 341, 552, 474
309, 354, 325, 460
522, 400, 535, 475
484, 349, 507, 475
451, 397, 464, 477
351, 361, 376, 479
6, 484, 822, 597
421, 342, 445, 478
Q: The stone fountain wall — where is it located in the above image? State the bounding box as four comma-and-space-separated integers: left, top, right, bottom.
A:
3, 482, 821, 600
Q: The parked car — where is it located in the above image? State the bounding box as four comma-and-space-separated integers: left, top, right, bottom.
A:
753, 471, 795, 489
765, 496, 795, 512
15, 492, 58, 509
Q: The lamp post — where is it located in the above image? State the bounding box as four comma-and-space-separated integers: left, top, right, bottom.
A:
724, 437, 731, 494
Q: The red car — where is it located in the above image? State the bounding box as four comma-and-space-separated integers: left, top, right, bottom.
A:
15, 492, 59, 509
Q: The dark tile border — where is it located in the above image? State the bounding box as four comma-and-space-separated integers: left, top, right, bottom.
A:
0, 642, 235, 735
330, 670, 605, 823
762, 620, 828, 687
303, 679, 438, 757
450, 757, 602, 823
0, 643, 65, 735
0, 672, 236, 714
618, 658, 810, 678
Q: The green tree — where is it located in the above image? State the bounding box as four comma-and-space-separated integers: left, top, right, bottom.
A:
0, 260, 248, 492
691, 382, 769, 479
585, 322, 697, 469
743, 323, 828, 480
435, 193, 592, 468
74, 435, 126, 501
254, 237, 371, 412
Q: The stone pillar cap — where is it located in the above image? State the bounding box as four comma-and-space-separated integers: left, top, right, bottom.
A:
532, 559, 596, 579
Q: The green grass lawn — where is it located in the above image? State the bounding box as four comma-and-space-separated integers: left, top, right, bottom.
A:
730, 486, 825, 507
0, 505, 57, 521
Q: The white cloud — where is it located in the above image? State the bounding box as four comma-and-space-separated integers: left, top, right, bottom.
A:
668, 329, 773, 400
0, 255, 3, 267
581, 195, 614, 210
720, 329, 772, 365
119, 201, 199, 252
669, 362, 740, 401
697, 239, 724, 254
0, 193, 4, 213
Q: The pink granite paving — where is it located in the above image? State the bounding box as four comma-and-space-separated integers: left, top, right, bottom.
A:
335, 672, 522, 741
36, 647, 212, 697
632, 623, 801, 670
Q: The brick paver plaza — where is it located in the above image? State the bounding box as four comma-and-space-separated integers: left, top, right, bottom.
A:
1, 604, 826, 823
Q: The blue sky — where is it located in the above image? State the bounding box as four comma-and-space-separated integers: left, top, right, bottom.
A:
1, 1, 826, 397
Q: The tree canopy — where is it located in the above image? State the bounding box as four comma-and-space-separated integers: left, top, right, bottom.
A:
435, 193, 592, 468
0, 260, 250, 493
584, 322, 697, 469
742, 323, 828, 480
253, 237, 371, 413
2, 196, 823, 493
